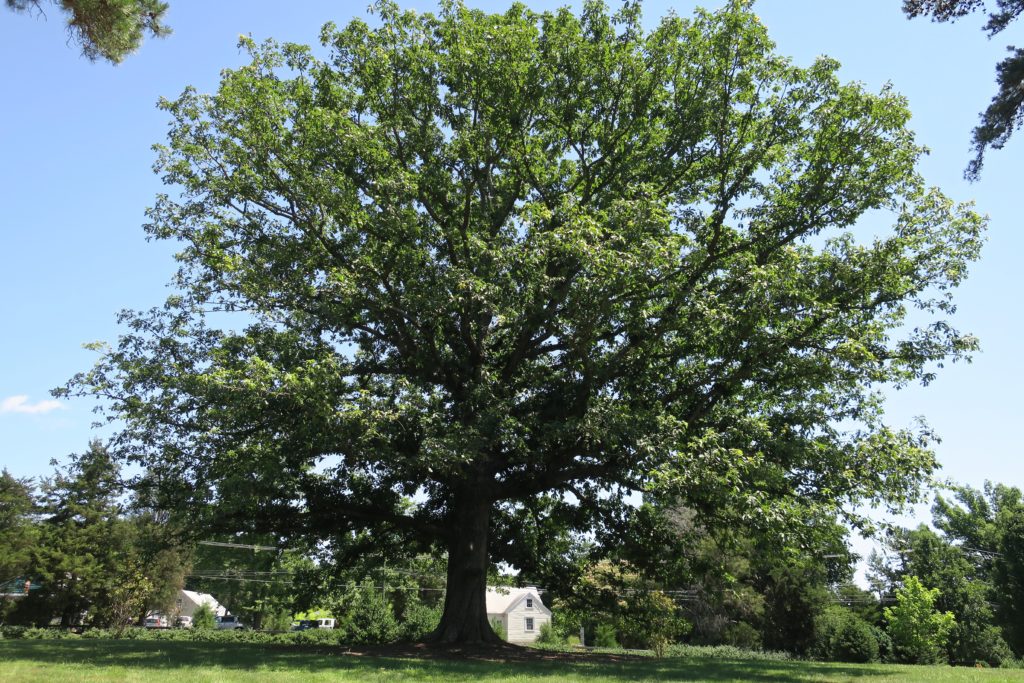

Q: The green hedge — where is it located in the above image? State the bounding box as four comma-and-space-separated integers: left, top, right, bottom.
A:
1, 626, 82, 640
3, 626, 394, 646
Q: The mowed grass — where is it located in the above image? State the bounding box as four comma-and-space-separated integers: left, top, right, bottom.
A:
2, 639, 1024, 682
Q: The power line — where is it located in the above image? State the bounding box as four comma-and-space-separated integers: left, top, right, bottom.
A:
197, 540, 280, 552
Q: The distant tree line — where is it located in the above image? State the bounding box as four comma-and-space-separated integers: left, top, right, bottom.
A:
3, 440, 1022, 667
525, 483, 1024, 667
0, 442, 188, 628
0, 441, 447, 636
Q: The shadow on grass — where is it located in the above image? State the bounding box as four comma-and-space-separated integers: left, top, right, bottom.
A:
0, 639, 898, 681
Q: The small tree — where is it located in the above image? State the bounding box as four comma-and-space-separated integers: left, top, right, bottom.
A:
192, 602, 215, 630
98, 563, 152, 634
884, 576, 955, 664
335, 586, 400, 644
617, 589, 690, 656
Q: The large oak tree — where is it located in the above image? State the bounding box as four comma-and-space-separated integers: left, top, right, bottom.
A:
62, 0, 984, 643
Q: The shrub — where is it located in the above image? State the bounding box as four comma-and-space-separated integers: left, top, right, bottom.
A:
292, 628, 343, 646
262, 609, 294, 632
192, 603, 216, 631
0, 625, 28, 639
337, 588, 400, 644
1003, 656, 1024, 669
614, 589, 690, 654
722, 622, 762, 651
20, 627, 78, 639
489, 618, 507, 641
665, 643, 792, 661
535, 621, 563, 645
813, 606, 880, 663
594, 623, 619, 648
400, 599, 442, 641
872, 625, 893, 663
834, 616, 879, 663
81, 628, 119, 639
949, 622, 1013, 667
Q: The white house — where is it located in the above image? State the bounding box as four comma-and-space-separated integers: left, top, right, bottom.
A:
175, 589, 228, 618
486, 586, 551, 644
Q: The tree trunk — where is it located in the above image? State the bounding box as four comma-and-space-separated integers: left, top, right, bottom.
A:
426, 495, 503, 644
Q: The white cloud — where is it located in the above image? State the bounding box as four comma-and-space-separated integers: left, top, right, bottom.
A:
0, 395, 65, 415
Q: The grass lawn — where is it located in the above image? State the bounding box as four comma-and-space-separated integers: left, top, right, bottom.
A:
2, 639, 1024, 682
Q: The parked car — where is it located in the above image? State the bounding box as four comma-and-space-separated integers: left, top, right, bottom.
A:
175, 615, 193, 628
215, 615, 246, 630
292, 618, 336, 631
144, 614, 168, 628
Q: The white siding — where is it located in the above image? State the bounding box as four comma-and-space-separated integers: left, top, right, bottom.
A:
503, 600, 550, 644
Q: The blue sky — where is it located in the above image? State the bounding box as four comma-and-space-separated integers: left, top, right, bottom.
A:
1, 0, 1021, 531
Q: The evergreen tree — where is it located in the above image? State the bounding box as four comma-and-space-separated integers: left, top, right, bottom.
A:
903, 0, 1024, 178
5, 0, 170, 63
0, 470, 38, 621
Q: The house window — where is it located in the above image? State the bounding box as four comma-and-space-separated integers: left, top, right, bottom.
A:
526, 598, 533, 608
525, 617, 534, 631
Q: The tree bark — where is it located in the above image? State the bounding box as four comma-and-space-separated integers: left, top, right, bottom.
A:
426, 494, 503, 644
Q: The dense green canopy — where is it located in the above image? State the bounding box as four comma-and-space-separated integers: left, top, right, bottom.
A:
63, 0, 984, 642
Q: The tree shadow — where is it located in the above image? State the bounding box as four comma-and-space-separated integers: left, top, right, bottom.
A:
0, 639, 904, 681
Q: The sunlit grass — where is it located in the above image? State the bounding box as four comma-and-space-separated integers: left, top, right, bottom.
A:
2, 638, 1023, 682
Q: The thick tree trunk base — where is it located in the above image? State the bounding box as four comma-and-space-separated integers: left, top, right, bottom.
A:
423, 619, 507, 646
425, 493, 501, 645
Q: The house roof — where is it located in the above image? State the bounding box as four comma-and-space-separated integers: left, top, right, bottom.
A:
179, 589, 227, 615
485, 586, 547, 615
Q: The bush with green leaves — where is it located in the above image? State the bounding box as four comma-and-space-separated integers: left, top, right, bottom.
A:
0, 625, 28, 639
400, 598, 443, 641
666, 643, 793, 661
489, 618, 507, 642
721, 622, 761, 651
834, 615, 879, 663
884, 576, 956, 664
291, 628, 344, 646
333, 587, 400, 644
0, 627, 80, 640
1003, 656, 1024, 669
950, 623, 1013, 668
813, 606, 880, 663
944, 580, 1013, 667
262, 608, 294, 632
871, 625, 893, 663
535, 621, 563, 646
191, 603, 215, 630
615, 590, 690, 655
593, 623, 619, 648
